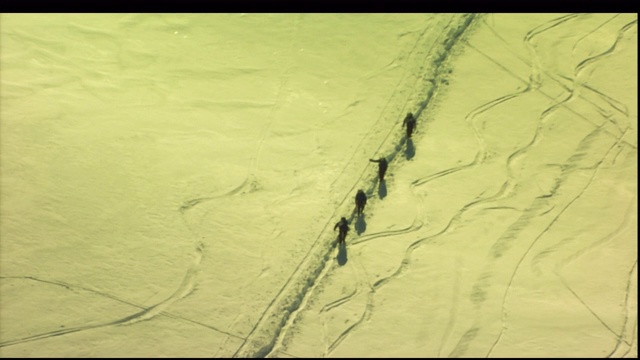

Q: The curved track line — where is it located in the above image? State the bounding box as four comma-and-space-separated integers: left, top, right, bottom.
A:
320, 287, 360, 314
350, 215, 424, 246
575, 19, 638, 76
572, 14, 620, 54
118, 241, 204, 326
523, 13, 581, 88
0, 247, 237, 349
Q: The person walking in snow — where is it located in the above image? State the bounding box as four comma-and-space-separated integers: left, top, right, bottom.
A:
334, 217, 350, 245
355, 189, 367, 216
369, 157, 388, 182
403, 112, 417, 138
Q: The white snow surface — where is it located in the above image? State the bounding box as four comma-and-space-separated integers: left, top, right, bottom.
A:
0, 13, 637, 358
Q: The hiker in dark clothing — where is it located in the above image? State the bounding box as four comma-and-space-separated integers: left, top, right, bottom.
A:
333, 217, 350, 245
369, 157, 388, 182
403, 112, 417, 138
355, 189, 367, 216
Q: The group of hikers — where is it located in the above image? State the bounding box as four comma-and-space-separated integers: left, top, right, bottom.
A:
334, 112, 417, 246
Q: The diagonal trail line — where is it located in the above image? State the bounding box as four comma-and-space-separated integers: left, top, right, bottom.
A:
0, 266, 242, 349
231, 14, 479, 358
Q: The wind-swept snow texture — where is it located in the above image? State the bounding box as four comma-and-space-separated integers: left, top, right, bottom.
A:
1, 13, 637, 358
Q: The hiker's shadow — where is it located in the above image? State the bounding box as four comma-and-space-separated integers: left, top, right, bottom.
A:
337, 242, 348, 265
355, 214, 367, 235
405, 138, 415, 160
378, 180, 387, 199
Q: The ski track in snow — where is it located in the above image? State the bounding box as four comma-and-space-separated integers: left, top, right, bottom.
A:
478, 14, 637, 149
452, 14, 637, 357
0, 242, 227, 348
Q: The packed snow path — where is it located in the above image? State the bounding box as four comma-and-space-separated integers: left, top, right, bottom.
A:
228, 14, 477, 358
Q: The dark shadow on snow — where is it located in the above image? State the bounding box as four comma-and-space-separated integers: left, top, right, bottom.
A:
378, 179, 387, 199
405, 138, 415, 160
355, 214, 367, 235
337, 242, 348, 265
